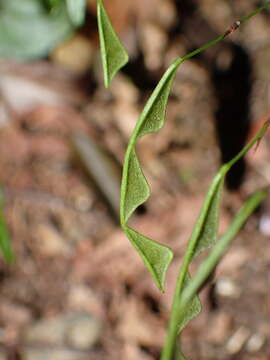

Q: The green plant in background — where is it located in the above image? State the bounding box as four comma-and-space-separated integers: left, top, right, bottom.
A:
0, 190, 14, 263
96, 1, 270, 359
0, 0, 88, 60
45, 0, 86, 26
0, 0, 129, 80
65, 0, 86, 26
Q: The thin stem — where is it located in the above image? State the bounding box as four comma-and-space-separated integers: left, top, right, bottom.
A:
240, 1, 270, 24
160, 3, 270, 359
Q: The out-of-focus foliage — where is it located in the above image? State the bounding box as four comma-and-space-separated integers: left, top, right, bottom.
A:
66, 0, 86, 26
0, 191, 14, 263
0, 0, 127, 85
0, 0, 83, 60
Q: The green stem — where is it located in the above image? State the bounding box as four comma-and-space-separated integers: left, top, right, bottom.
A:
240, 1, 270, 23
160, 3, 270, 358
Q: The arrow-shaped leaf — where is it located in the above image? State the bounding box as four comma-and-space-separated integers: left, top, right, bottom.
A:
97, 0, 129, 87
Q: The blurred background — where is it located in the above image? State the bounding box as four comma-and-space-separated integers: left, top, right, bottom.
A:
0, 0, 270, 359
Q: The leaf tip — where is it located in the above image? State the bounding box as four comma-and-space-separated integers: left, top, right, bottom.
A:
97, 0, 129, 88
154, 246, 174, 292
125, 227, 173, 292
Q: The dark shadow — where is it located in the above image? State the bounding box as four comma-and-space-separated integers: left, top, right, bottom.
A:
211, 43, 252, 190
170, 0, 197, 36
122, 50, 159, 92
143, 293, 161, 314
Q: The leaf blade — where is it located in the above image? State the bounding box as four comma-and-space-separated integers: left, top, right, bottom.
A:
136, 61, 180, 137
175, 122, 270, 336
120, 60, 182, 290
193, 177, 224, 258
121, 148, 150, 224
126, 227, 173, 291
97, 0, 129, 87
179, 188, 268, 319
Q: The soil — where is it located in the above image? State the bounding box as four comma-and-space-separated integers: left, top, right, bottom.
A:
0, 1, 270, 359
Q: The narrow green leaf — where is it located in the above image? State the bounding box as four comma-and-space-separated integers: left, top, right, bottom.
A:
66, 0, 86, 26
120, 60, 182, 290
136, 61, 180, 137
187, 119, 269, 263
193, 178, 224, 258
0, 192, 14, 263
175, 176, 224, 332
175, 121, 270, 335
126, 228, 173, 291
179, 188, 268, 320
97, 0, 129, 87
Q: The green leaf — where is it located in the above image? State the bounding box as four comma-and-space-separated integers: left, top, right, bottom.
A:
0, 0, 74, 60
188, 120, 270, 264
172, 172, 224, 334
193, 178, 224, 258
175, 121, 270, 335
176, 176, 224, 332
0, 192, 14, 263
120, 60, 182, 291
126, 228, 173, 291
66, 0, 86, 26
122, 148, 150, 223
179, 188, 268, 320
136, 62, 180, 137
97, 0, 129, 87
